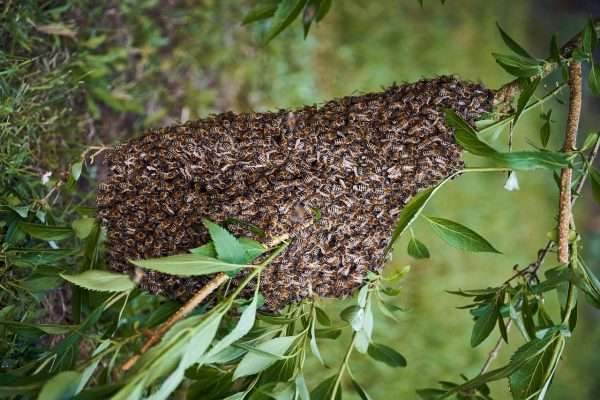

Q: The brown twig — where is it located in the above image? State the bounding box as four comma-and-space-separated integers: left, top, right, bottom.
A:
494, 18, 599, 106
558, 61, 582, 264
121, 272, 229, 371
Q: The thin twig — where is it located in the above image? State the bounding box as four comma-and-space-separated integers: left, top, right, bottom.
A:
479, 319, 513, 375
558, 61, 582, 264
121, 272, 229, 371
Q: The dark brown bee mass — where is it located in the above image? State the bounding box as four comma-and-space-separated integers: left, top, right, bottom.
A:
97, 76, 493, 310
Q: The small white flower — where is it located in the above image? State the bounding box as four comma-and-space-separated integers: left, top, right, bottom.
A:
41, 171, 52, 184
504, 171, 520, 191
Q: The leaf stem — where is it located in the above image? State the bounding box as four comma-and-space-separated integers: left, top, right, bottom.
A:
331, 331, 357, 399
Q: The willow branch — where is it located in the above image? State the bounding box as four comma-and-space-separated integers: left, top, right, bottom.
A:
558, 61, 582, 264
479, 319, 513, 375
121, 272, 229, 371
494, 18, 599, 106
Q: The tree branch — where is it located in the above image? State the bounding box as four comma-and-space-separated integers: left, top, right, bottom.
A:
558, 61, 582, 264
121, 272, 229, 371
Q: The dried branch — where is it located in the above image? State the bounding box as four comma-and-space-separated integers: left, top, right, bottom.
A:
121, 272, 229, 371
558, 61, 583, 264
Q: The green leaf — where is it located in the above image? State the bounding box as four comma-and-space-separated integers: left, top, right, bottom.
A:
509, 336, 564, 400
589, 63, 600, 96
407, 238, 430, 259
233, 336, 298, 379
350, 376, 373, 400
491, 151, 569, 171
315, 306, 331, 326
590, 168, 600, 205
72, 217, 97, 239
515, 78, 540, 127
580, 132, 599, 152
424, 216, 500, 253
315, 0, 332, 21
583, 18, 598, 54
539, 110, 552, 147
130, 254, 247, 276
497, 23, 534, 59
387, 177, 451, 253
202, 219, 247, 264
493, 53, 543, 78
264, 0, 308, 43
445, 109, 497, 156
367, 343, 407, 367
203, 289, 259, 361
60, 270, 135, 292
310, 375, 341, 400
315, 327, 342, 339
242, 0, 280, 24
18, 222, 73, 241
71, 161, 83, 181
189, 242, 217, 257
471, 303, 499, 347
39, 371, 82, 400
549, 34, 560, 63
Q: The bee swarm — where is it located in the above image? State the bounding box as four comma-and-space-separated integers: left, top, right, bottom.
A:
97, 76, 493, 311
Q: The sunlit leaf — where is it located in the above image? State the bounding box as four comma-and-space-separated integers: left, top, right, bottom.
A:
493, 53, 543, 78
264, 0, 308, 43
424, 216, 500, 253
60, 270, 135, 292
202, 219, 247, 265
72, 217, 97, 239
131, 254, 247, 276
38, 371, 82, 400
233, 336, 298, 379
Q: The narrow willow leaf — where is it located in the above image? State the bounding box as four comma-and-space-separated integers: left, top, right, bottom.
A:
18, 222, 73, 241
72, 217, 97, 239
497, 23, 534, 59
264, 0, 308, 43
130, 254, 247, 276
583, 18, 599, 54
580, 132, 599, 152
509, 336, 564, 400
38, 371, 82, 400
515, 77, 540, 127
493, 53, 543, 78
445, 109, 497, 156
60, 270, 135, 292
315, 0, 332, 21
71, 161, 83, 181
350, 376, 374, 400
242, 0, 279, 24
492, 151, 569, 170
549, 34, 560, 63
233, 336, 298, 379
424, 216, 500, 253
387, 178, 450, 253
539, 110, 552, 147
315, 306, 331, 326
204, 290, 259, 361
310, 311, 325, 364
589, 63, 600, 96
315, 327, 342, 339
295, 375, 311, 400
471, 303, 499, 347
590, 168, 600, 205
202, 219, 247, 264
310, 375, 341, 400
407, 238, 430, 259
367, 343, 407, 367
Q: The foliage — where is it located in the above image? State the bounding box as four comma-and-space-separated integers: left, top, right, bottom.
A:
1, 1, 600, 400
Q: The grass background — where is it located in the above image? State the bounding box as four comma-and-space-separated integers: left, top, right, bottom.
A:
1, 0, 599, 399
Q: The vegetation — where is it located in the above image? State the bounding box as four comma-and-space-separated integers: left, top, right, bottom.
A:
1, 1, 600, 399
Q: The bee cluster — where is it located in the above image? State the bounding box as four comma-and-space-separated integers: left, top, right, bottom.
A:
97, 76, 493, 310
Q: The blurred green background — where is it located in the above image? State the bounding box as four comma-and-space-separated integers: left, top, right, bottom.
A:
2, 0, 599, 399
